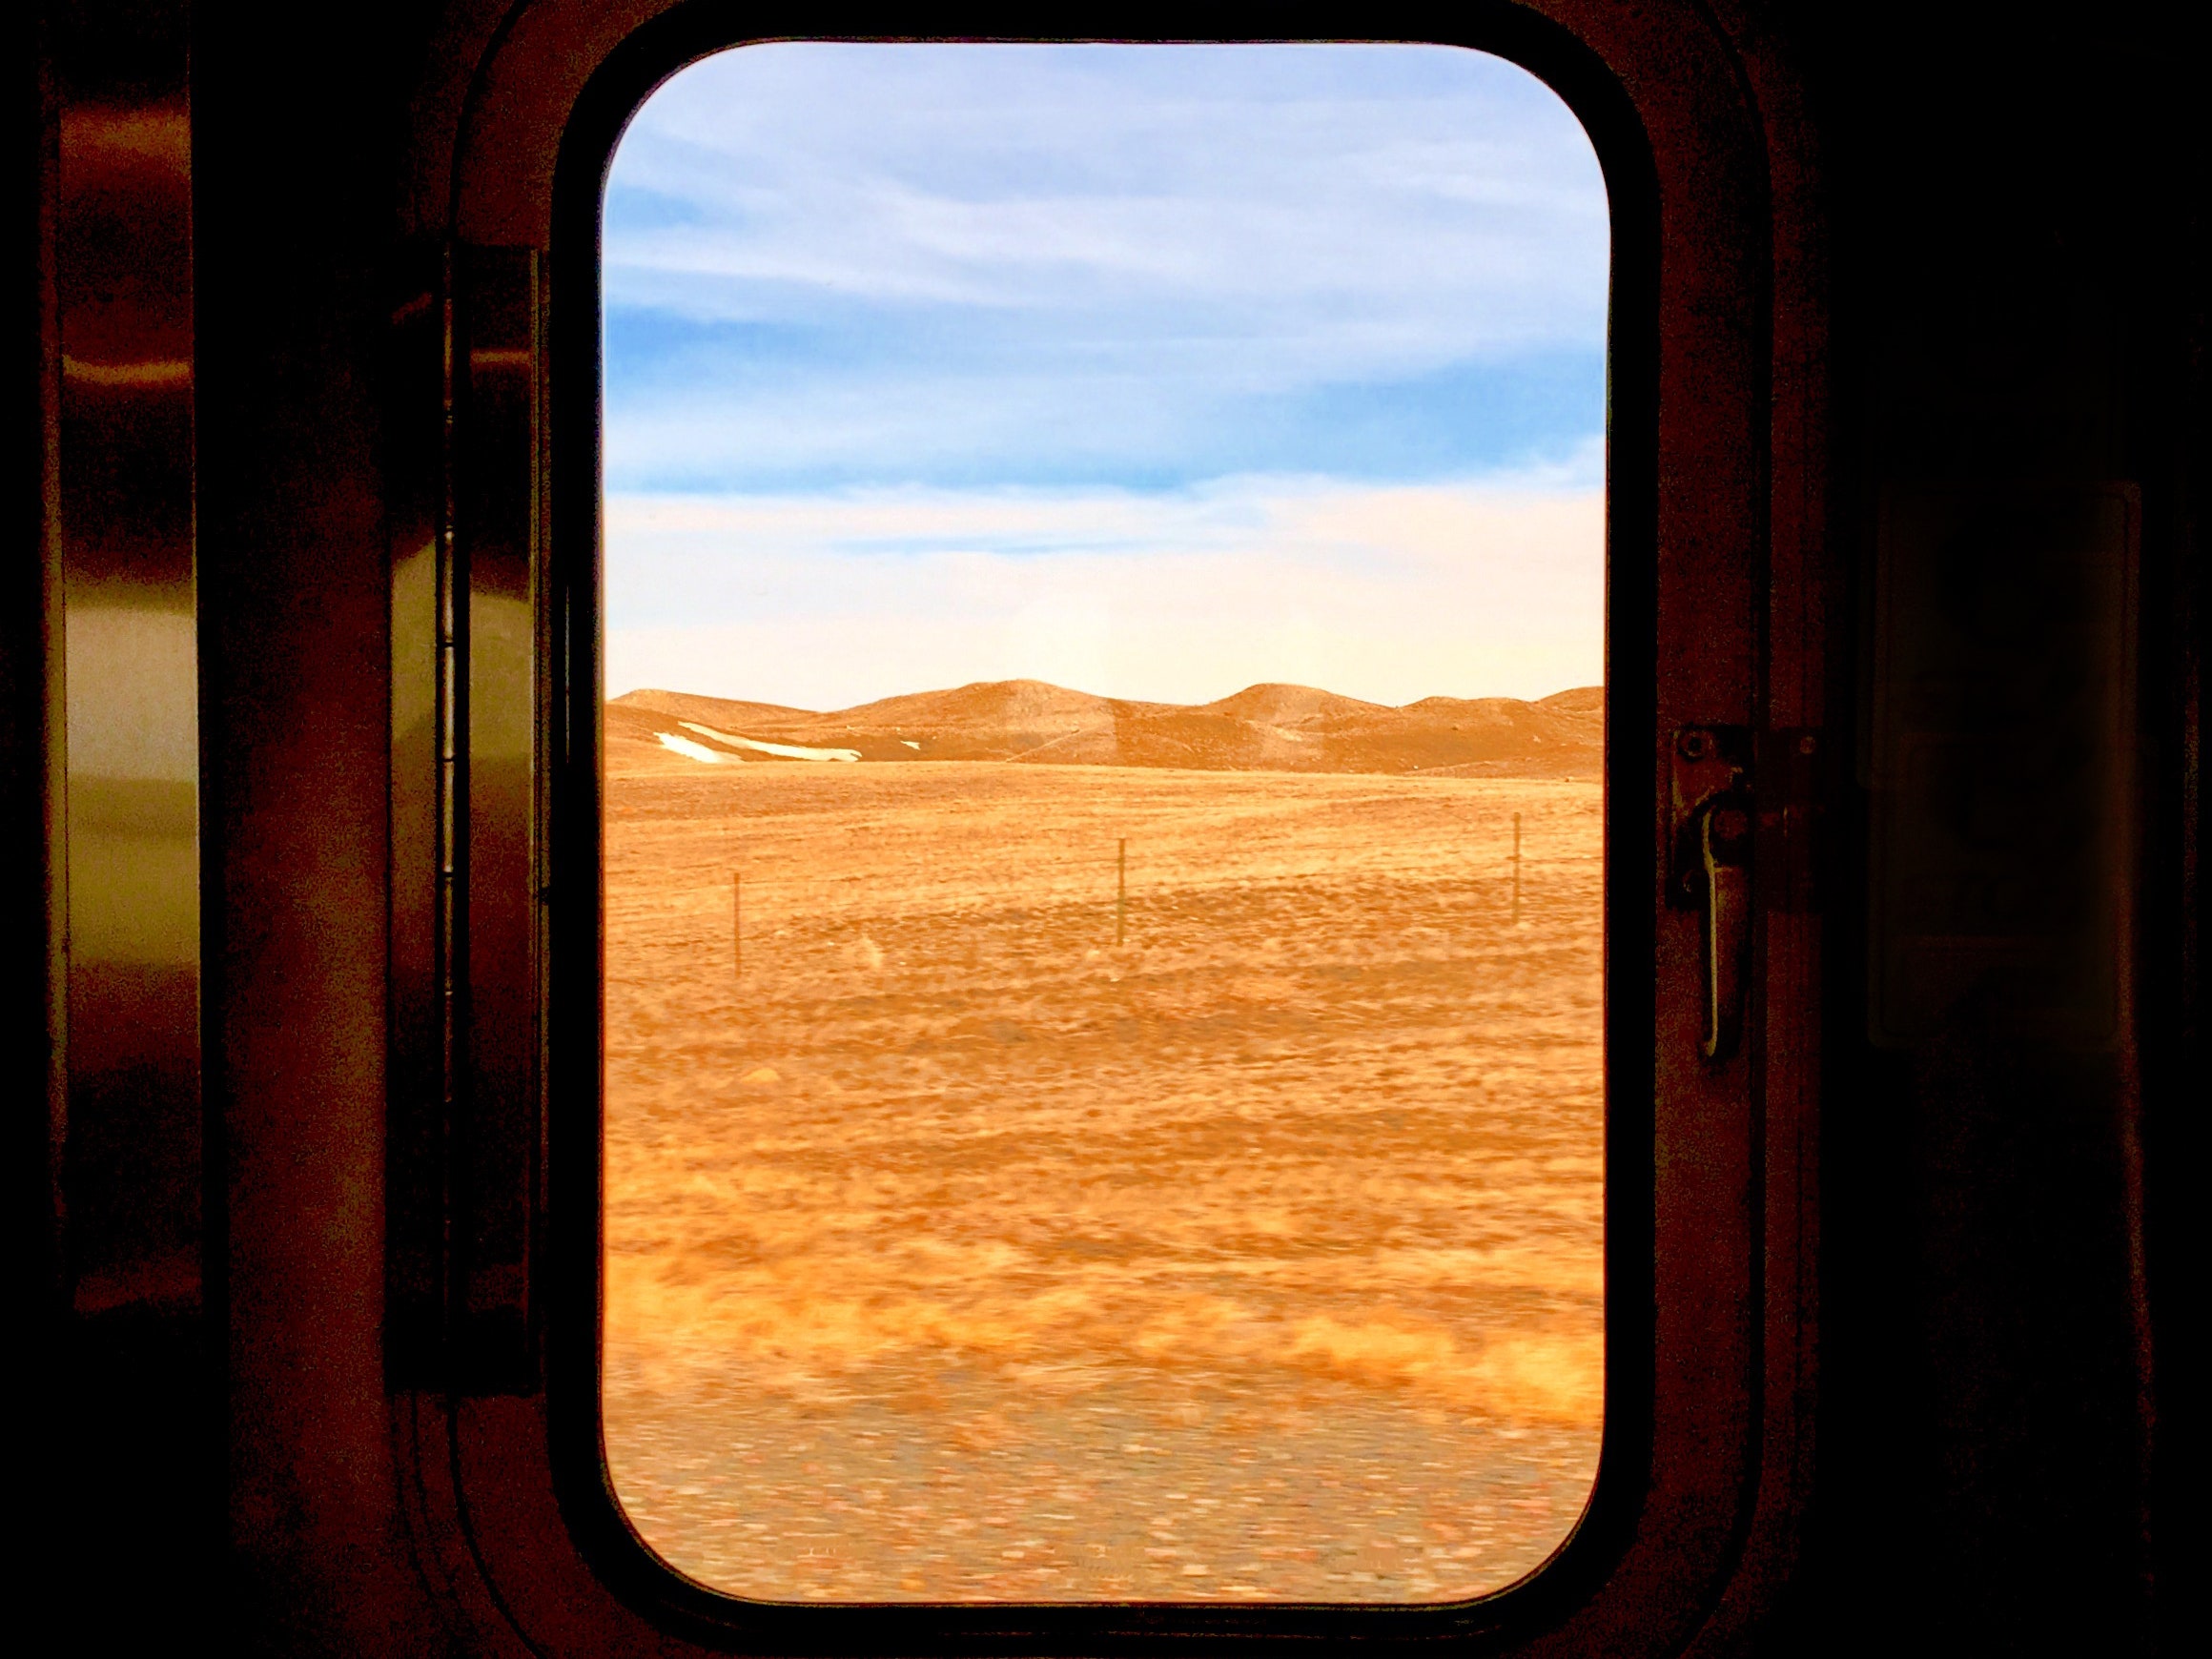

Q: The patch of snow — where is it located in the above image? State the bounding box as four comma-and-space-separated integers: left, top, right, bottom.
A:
901, 739, 921, 750
656, 731, 731, 764
678, 720, 860, 763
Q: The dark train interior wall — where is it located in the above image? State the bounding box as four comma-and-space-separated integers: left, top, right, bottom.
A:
10, 2, 2205, 1652
1797, 7, 2202, 1650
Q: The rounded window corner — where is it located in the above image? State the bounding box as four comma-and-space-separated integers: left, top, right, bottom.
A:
395, 4, 1828, 1654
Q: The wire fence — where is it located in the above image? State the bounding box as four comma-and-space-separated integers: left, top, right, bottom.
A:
606, 809, 1607, 979
644, 863, 1543, 921
629, 812, 1600, 898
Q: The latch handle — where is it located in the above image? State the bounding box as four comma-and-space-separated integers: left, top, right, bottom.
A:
1669, 726, 1754, 1066
1669, 725, 1823, 1063
1700, 800, 1751, 1062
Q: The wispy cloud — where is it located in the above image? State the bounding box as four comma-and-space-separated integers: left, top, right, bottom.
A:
604, 44, 1609, 703
605, 43, 1608, 493
606, 462, 1604, 709
603, 347, 1603, 493
610, 46, 1604, 333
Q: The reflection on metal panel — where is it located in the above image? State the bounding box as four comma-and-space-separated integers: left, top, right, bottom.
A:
385, 247, 448, 1384
1869, 483, 2138, 1049
55, 24, 199, 1316
457, 246, 543, 1389
384, 243, 547, 1394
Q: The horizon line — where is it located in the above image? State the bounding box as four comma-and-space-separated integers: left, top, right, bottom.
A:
609, 674, 1607, 719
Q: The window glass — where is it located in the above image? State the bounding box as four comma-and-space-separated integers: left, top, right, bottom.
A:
601, 42, 1607, 1604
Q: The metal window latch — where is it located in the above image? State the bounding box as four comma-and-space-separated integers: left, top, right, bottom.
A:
1669, 726, 1822, 1063
1671, 727, 1752, 1062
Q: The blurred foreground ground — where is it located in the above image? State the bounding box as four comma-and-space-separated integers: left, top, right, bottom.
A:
604, 761, 1603, 1601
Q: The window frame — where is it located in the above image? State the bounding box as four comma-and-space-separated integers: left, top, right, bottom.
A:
385, 3, 1826, 1654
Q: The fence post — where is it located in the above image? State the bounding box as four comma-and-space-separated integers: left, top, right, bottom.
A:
1511, 813, 1522, 926
1116, 838, 1127, 947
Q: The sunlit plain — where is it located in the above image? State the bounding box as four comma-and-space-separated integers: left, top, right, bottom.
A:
603, 701, 1603, 1602
599, 39, 1610, 1604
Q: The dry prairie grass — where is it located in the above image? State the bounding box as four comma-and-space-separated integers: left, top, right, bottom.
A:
604, 760, 1602, 1603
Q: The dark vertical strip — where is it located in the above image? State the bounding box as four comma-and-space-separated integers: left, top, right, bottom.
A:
14, 3, 66, 1343
384, 243, 447, 1385
12, 1, 68, 1622
454, 243, 542, 1392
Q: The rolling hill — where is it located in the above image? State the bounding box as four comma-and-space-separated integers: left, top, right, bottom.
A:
606, 679, 1602, 777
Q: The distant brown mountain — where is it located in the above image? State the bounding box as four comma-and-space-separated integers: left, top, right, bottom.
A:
607, 679, 1603, 777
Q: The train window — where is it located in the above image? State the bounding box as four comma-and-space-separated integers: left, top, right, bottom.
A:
597, 41, 1608, 1605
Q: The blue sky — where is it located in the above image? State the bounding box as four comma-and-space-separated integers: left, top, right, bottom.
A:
604, 43, 1608, 707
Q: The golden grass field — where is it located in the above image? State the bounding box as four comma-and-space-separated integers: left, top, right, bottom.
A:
603, 756, 1603, 1603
